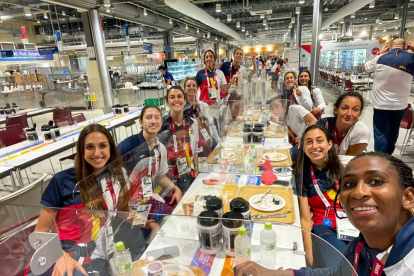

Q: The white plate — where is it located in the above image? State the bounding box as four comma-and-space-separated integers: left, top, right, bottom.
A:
269, 144, 292, 150
262, 152, 288, 162
220, 151, 236, 160
163, 264, 195, 276
249, 194, 286, 212
196, 191, 221, 207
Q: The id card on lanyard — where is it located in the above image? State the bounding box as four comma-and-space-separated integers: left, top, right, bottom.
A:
336, 210, 360, 241
101, 177, 117, 259
310, 166, 333, 227
142, 146, 160, 199
205, 68, 218, 99
170, 119, 191, 176
353, 242, 392, 276
189, 105, 211, 141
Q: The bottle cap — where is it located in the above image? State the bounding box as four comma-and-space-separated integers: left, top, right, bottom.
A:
249, 158, 253, 163
251, 144, 255, 149
115, 241, 125, 251
206, 196, 223, 211
264, 222, 272, 230
238, 226, 247, 236
222, 212, 244, 228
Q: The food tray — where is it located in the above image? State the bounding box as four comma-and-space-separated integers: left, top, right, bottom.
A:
133, 260, 205, 276
236, 185, 296, 224
257, 149, 293, 167
263, 126, 286, 138
221, 184, 239, 213
206, 147, 248, 165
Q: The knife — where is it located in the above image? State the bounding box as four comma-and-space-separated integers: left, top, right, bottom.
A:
254, 189, 272, 204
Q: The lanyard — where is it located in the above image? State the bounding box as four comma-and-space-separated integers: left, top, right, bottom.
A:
169, 117, 187, 152
102, 177, 117, 211
289, 90, 298, 105
229, 63, 240, 86
188, 103, 205, 125
142, 135, 160, 177
310, 166, 331, 218
333, 125, 347, 153
205, 68, 218, 90
353, 242, 392, 276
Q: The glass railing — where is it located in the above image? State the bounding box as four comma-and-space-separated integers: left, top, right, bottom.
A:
0, 204, 355, 276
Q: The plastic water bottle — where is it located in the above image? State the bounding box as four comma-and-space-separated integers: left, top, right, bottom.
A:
178, 223, 197, 252
260, 222, 276, 269
245, 158, 256, 176
234, 226, 251, 266
248, 144, 257, 161
114, 241, 133, 276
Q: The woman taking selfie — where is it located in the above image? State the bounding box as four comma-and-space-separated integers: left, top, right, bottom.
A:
282, 71, 313, 111
317, 92, 370, 156
195, 49, 233, 105
159, 86, 202, 192
34, 124, 159, 276
235, 152, 414, 276
298, 70, 326, 119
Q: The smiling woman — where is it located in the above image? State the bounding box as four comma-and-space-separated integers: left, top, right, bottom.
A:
235, 152, 414, 276
317, 92, 370, 156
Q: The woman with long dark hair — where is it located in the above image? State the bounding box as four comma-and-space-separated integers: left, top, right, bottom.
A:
295, 125, 347, 267
282, 71, 313, 111
195, 49, 233, 105
298, 69, 326, 119
35, 124, 159, 276
317, 91, 370, 156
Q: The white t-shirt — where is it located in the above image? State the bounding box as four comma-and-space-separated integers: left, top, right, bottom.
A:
311, 87, 326, 111
364, 52, 414, 110
212, 69, 227, 100
335, 120, 370, 155
290, 86, 313, 112
287, 105, 310, 144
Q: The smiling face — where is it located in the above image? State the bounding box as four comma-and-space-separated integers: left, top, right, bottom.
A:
167, 88, 185, 113
184, 79, 198, 98
270, 100, 286, 117
334, 96, 362, 128
204, 51, 215, 68
83, 132, 110, 172
233, 49, 244, 64
284, 73, 296, 90
339, 156, 409, 235
303, 128, 333, 166
299, 71, 310, 86
139, 107, 162, 136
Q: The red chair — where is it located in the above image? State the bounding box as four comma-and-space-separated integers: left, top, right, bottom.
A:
53, 107, 86, 127
343, 79, 354, 93
400, 104, 414, 156
0, 125, 26, 147
5, 113, 29, 130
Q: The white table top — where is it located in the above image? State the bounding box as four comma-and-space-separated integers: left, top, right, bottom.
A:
141, 132, 306, 273
0, 106, 143, 170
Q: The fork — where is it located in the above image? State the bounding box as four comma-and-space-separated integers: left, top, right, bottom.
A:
251, 211, 291, 220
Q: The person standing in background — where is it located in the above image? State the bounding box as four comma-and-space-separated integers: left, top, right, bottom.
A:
158, 65, 174, 88
363, 39, 414, 154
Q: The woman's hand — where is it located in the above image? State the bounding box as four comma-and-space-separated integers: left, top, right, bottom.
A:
52, 251, 87, 276
311, 107, 321, 115
294, 84, 302, 97
148, 221, 160, 242
170, 186, 182, 204
234, 261, 291, 276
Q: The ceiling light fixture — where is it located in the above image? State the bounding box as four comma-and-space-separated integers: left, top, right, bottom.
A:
103, 0, 111, 8
110, 4, 114, 10
265, 25, 269, 30
169, 18, 172, 24
236, 21, 240, 28
299, 0, 305, 3
291, 17, 295, 23
324, 7, 329, 11
295, 7, 301, 14
351, 13, 355, 18
216, 3, 221, 12
263, 19, 267, 25
37, 19, 40, 23
394, 13, 399, 20
106, 8, 110, 13
242, 26, 245, 32
44, 12, 48, 19
207, 32, 210, 38
144, 8, 147, 16
246, 30, 249, 35
215, 36, 218, 41
340, 18, 344, 23
197, 28, 199, 33
369, 1, 375, 8
24, 7, 32, 17
62, 11, 66, 16
227, 14, 231, 21
216, 17, 220, 21
260, 14, 265, 19
185, 24, 188, 29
